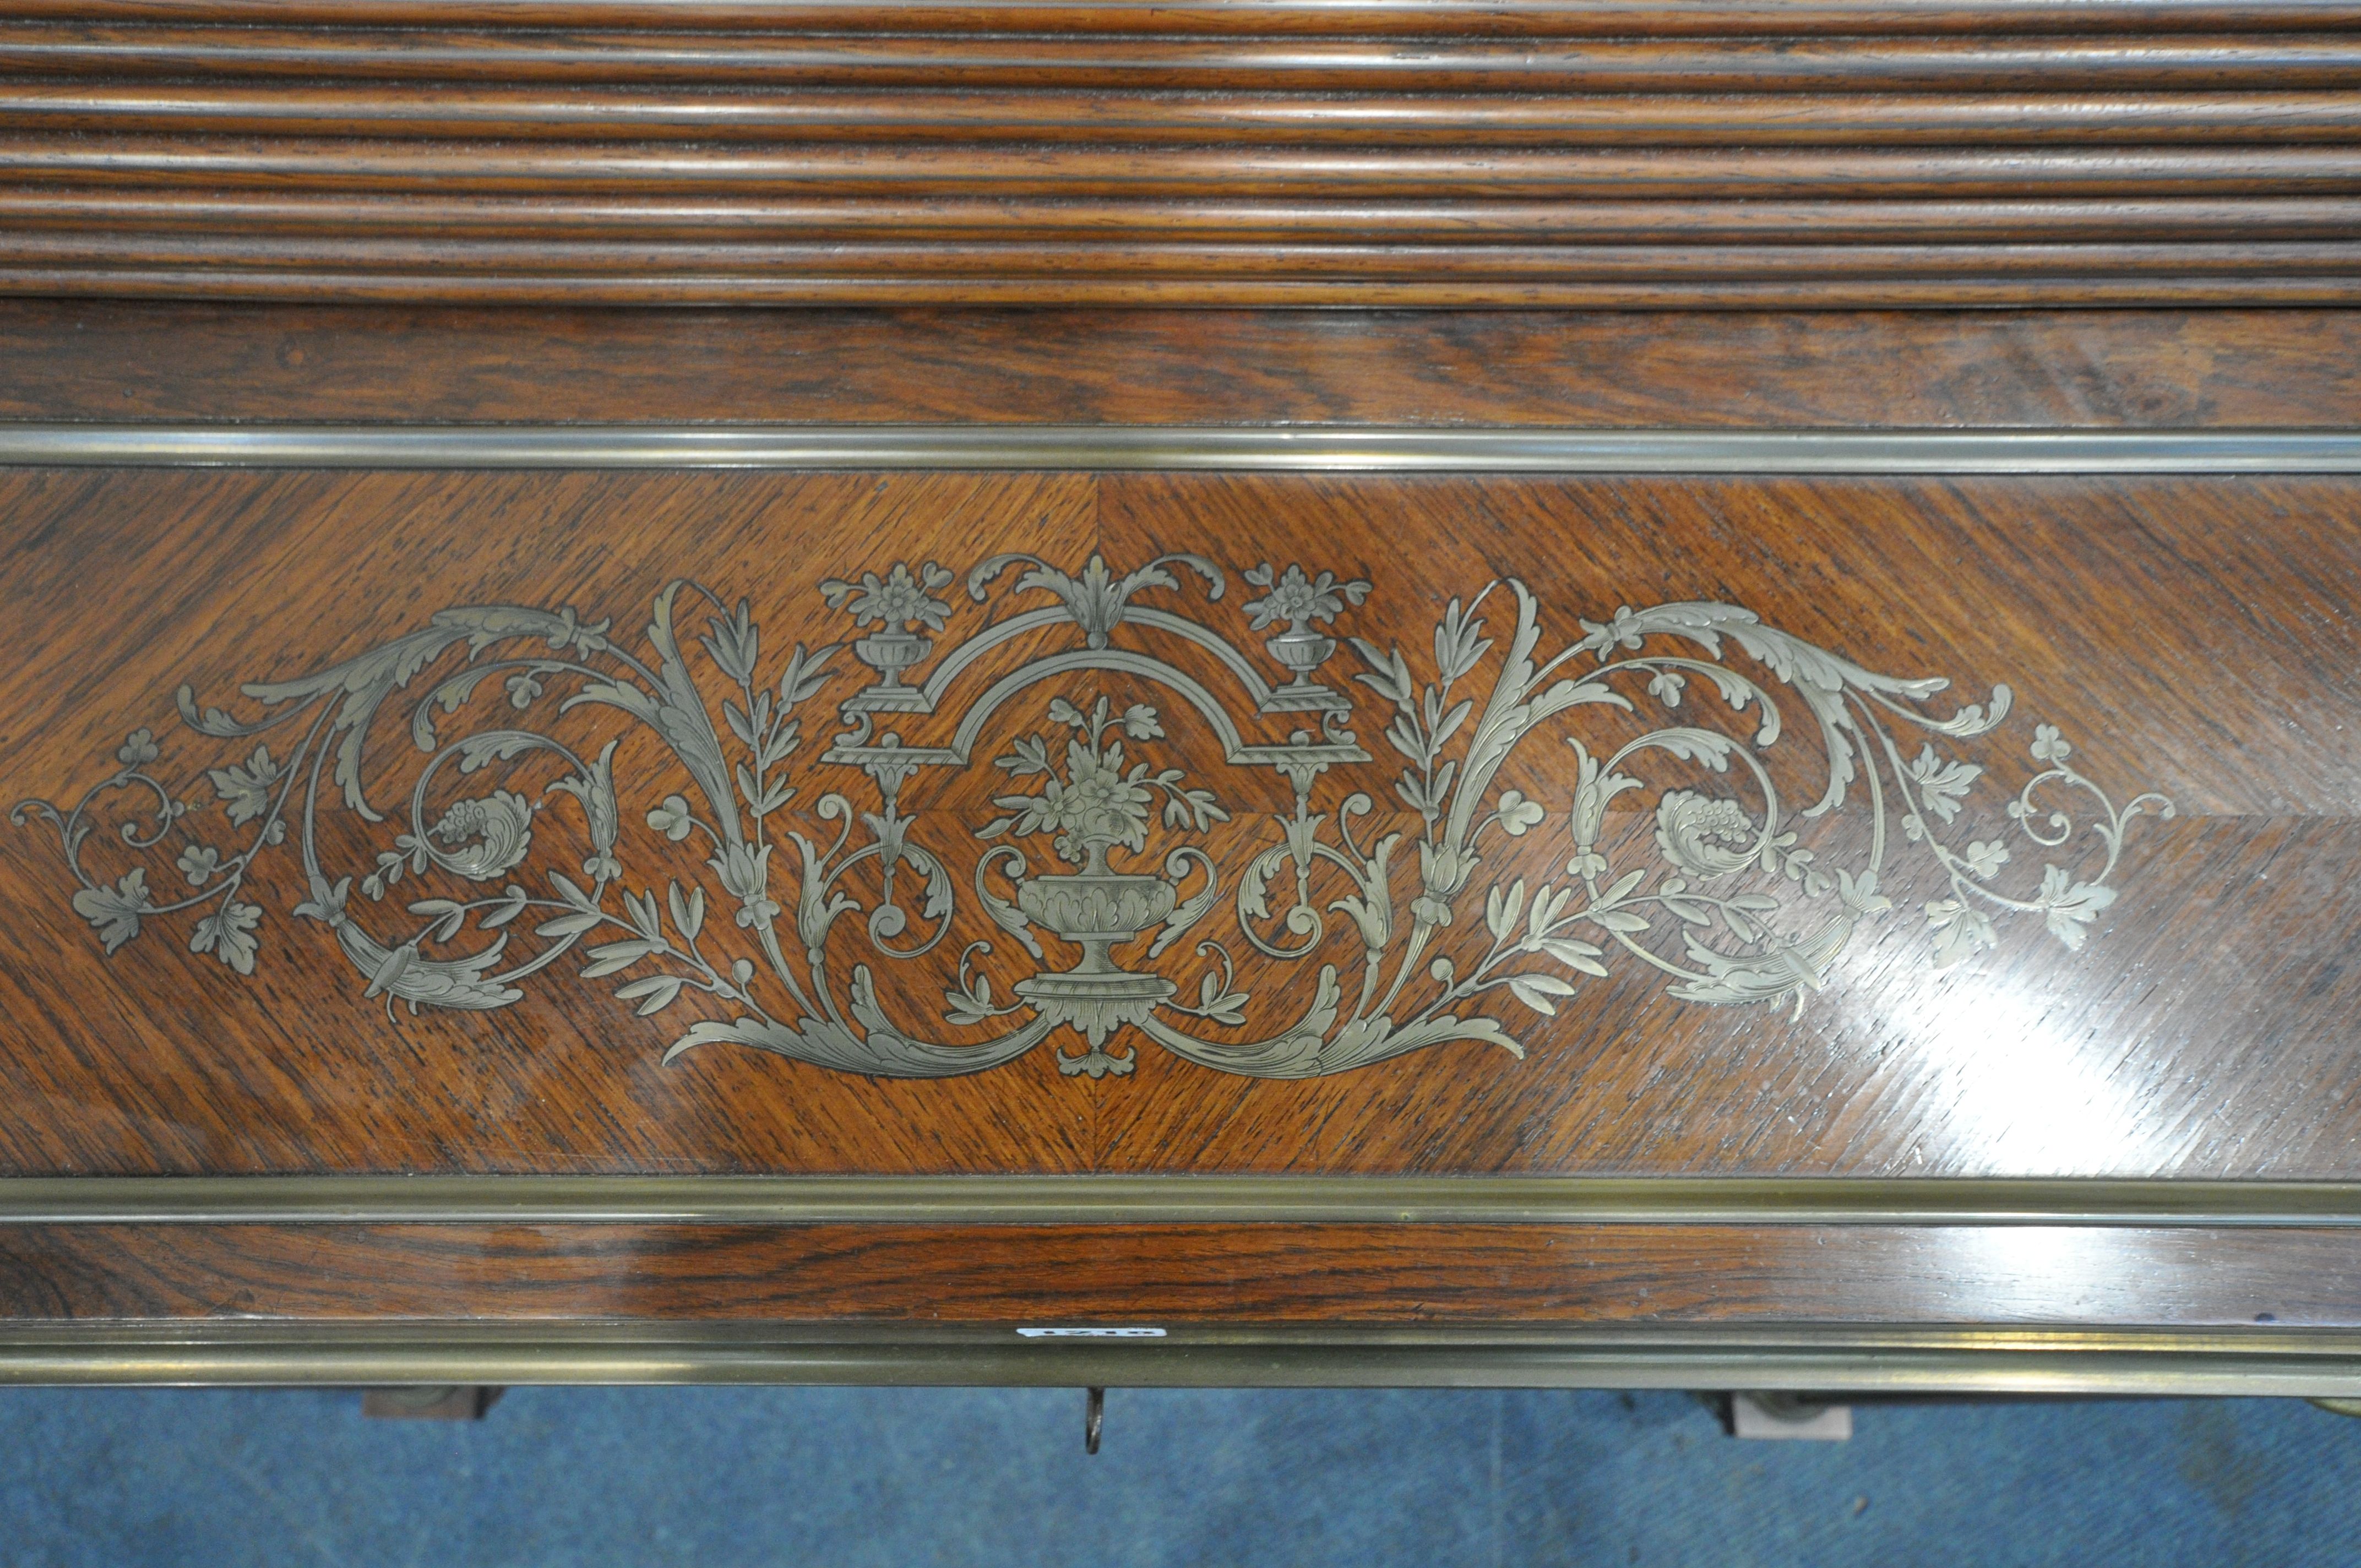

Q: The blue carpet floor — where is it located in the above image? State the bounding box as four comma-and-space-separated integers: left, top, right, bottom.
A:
1, 1386, 2356, 1566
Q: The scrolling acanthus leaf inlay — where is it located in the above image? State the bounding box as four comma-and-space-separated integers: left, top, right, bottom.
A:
14, 551, 2172, 1081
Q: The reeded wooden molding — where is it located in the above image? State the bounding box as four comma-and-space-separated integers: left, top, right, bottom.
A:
11, 195, 2359, 246
6, 31, 2361, 90
11, 275, 2359, 307
2, 3, 2359, 304
7, 143, 2358, 198
21, 239, 2361, 274
13, 4, 2361, 35
13, 86, 2361, 144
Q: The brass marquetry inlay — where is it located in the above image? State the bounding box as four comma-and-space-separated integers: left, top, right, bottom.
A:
16, 551, 2169, 1081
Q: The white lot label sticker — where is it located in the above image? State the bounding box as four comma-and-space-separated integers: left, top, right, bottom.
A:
1014, 1327, 1168, 1338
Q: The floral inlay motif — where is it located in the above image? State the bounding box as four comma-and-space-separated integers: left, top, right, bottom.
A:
14, 547, 2173, 1080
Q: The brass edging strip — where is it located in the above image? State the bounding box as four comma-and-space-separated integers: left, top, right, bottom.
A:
2, 424, 2360, 472
2, 1176, 2358, 1227
4, 1324, 2360, 1393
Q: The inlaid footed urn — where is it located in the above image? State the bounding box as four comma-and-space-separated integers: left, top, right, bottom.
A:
985, 694, 1223, 1078
1010, 845, 1182, 1079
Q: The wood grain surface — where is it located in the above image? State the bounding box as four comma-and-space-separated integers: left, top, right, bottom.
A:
3, 1221, 2357, 1327
0, 465, 2353, 1182
5, 2, 2361, 304
9, 302, 2361, 429
18, 6, 2361, 35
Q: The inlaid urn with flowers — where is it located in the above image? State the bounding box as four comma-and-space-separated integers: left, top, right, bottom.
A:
1241, 561, 1371, 695
978, 695, 1228, 1075
819, 560, 955, 704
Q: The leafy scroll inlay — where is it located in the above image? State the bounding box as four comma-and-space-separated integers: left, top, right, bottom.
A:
14, 551, 2173, 1081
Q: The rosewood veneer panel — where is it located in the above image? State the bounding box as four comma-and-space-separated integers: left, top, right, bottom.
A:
4, 1222, 2358, 1328
7, 304, 2361, 429
0, 465, 2352, 1183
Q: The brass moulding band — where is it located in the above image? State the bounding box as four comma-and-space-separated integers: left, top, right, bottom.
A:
6, 1324, 2361, 1396
4, 1175, 2361, 1227
4, 423, 2361, 472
